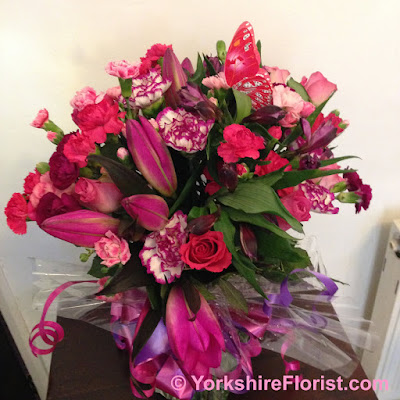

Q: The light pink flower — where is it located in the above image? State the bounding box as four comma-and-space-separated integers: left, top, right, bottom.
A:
301, 72, 337, 106
265, 66, 290, 84
70, 86, 104, 111
106, 86, 122, 100
272, 85, 315, 128
31, 109, 49, 128
140, 211, 188, 284
202, 72, 230, 90
29, 172, 75, 209
117, 147, 129, 160
105, 60, 141, 80
313, 163, 345, 191
94, 230, 131, 268
47, 131, 57, 143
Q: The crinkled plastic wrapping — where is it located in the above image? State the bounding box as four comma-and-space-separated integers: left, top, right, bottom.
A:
31, 254, 376, 381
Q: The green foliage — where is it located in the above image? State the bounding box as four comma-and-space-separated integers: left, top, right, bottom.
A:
219, 278, 248, 313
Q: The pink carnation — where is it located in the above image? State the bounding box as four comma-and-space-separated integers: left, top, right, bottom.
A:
268, 126, 282, 140
202, 72, 230, 90
70, 86, 104, 111
105, 60, 141, 80
4, 193, 28, 235
31, 109, 49, 128
218, 124, 265, 163
72, 95, 125, 144
24, 170, 41, 195
47, 131, 57, 143
140, 43, 172, 75
272, 85, 315, 128
63, 131, 96, 168
254, 151, 292, 176
106, 86, 122, 100
94, 231, 131, 268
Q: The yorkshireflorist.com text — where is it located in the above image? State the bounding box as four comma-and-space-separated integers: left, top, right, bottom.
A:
170, 374, 389, 392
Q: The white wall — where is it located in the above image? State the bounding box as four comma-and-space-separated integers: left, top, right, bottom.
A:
1, 0, 399, 325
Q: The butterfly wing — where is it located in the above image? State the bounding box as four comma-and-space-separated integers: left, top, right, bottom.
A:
224, 21, 261, 87
233, 68, 273, 110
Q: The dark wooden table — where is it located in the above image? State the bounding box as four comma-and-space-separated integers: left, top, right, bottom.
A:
46, 317, 378, 400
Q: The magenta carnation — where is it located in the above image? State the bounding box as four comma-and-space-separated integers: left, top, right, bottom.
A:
140, 211, 188, 284
299, 181, 339, 214
156, 107, 214, 153
49, 151, 80, 190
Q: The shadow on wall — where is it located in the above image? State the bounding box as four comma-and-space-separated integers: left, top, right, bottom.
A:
363, 208, 400, 321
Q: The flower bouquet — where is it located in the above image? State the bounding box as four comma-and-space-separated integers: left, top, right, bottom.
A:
5, 21, 372, 399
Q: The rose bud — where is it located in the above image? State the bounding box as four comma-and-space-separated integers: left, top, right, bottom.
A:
121, 194, 169, 231
186, 209, 221, 235
126, 116, 177, 197
40, 210, 120, 248
162, 48, 188, 108
240, 224, 258, 261
218, 163, 238, 192
75, 178, 123, 214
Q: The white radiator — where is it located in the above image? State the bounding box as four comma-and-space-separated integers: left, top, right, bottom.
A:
362, 220, 400, 400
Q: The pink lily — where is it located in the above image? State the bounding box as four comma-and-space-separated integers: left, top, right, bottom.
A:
122, 194, 169, 231
166, 286, 225, 379
40, 210, 119, 248
126, 116, 177, 197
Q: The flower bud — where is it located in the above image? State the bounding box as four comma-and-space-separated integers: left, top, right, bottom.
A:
186, 209, 220, 235
240, 224, 258, 261
216, 40, 227, 62
218, 163, 238, 192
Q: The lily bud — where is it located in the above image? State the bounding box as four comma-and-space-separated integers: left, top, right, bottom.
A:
218, 163, 238, 192
240, 224, 258, 261
126, 116, 177, 197
40, 210, 120, 248
162, 48, 188, 109
187, 209, 220, 235
216, 40, 227, 63
242, 105, 285, 125
122, 194, 169, 231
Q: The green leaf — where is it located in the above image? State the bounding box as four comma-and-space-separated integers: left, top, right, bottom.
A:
188, 206, 208, 222
319, 155, 360, 167
287, 78, 310, 102
256, 40, 262, 66
273, 168, 355, 190
225, 207, 294, 240
281, 124, 302, 147
307, 94, 334, 127
190, 278, 216, 301
217, 181, 303, 233
233, 89, 252, 123
253, 168, 286, 186
202, 54, 217, 76
131, 307, 162, 362
146, 286, 161, 310
219, 278, 248, 313
188, 53, 205, 85
96, 243, 155, 296
214, 210, 266, 298
88, 154, 153, 197
87, 256, 105, 278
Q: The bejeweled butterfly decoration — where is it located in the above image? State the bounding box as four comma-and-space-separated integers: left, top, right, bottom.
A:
224, 21, 273, 110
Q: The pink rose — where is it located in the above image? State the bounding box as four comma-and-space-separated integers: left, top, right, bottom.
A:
62, 132, 96, 168
313, 163, 345, 191
301, 72, 337, 106
272, 85, 315, 128
71, 95, 125, 144
278, 189, 312, 231
265, 66, 290, 84
218, 124, 265, 163
202, 72, 230, 90
29, 172, 75, 209
94, 230, 131, 267
74, 178, 123, 214
4, 193, 28, 235
31, 109, 49, 128
105, 60, 140, 79
70, 86, 104, 111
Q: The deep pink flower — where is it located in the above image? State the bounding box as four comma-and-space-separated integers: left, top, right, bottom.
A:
265, 66, 290, 84
105, 60, 141, 80
46, 131, 57, 143
140, 44, 172, 75
355, 184, 372, 213
344, 171, 363, 192
31, 109, 49, 128
277, 190, 312, 231
140, 211, 187, 284
299, 181, 339, 214
75, 178, 123, 214
313, 163, 345, 191
94, 230, 131, 267
24, 170, 41, 195
4, 193, 28, 235
301, 72, 337, 106
62, 131, 96, 168
218, 124, 265, 163
268, 126, 283, 140
49, 151, 80, 190
156, 107, 213, 153
312, 112, 349, 135
254, 151, 292, 177
70, 86, 104, 111
272, 85, 315, 128
35, 192, 81, 226
72, 95, 125, 144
